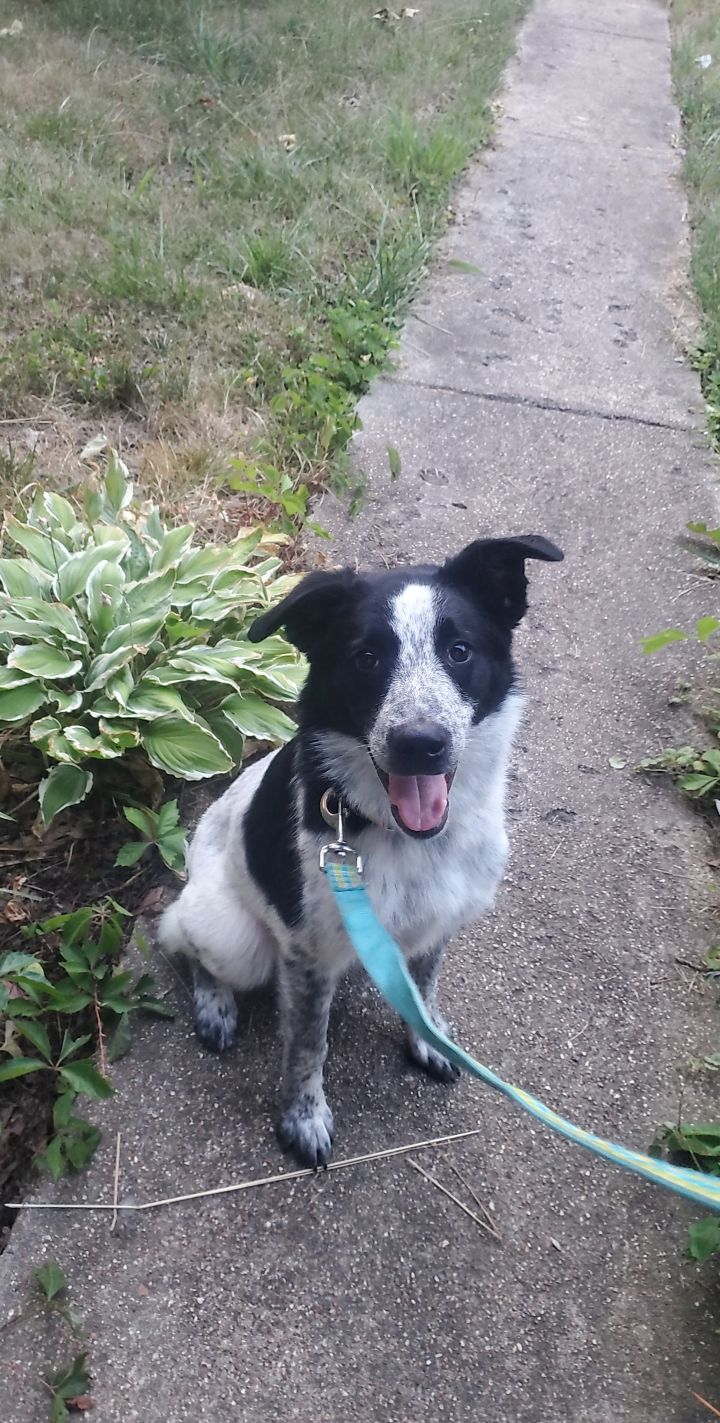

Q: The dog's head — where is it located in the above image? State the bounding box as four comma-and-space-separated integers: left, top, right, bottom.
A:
249, 535, 563, 838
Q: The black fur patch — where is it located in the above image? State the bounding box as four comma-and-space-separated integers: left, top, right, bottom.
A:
243, 742, 303, 928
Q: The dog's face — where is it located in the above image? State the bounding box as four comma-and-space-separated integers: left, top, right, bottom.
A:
249, 535, 563, 837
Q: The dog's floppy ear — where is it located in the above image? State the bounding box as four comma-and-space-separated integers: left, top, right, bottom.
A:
248, 568, 360, 657
441, 535, 563, 628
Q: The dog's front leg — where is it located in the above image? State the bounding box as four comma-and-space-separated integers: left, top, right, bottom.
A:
406, 941, 460, 1084
277, 942, 336, 1167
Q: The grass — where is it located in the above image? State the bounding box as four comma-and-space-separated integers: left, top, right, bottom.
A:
673, 0, 720, 448
0, 0, 529, 514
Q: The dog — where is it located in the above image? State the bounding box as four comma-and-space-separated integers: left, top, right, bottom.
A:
159, 534, 563, 1166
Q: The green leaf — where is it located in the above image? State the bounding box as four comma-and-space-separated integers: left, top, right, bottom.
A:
46, 1351, 91, 1402
10, 597, 88, 646
85, 646, 137, 692
143, 715, 233, 779
387, 445, 402, 480
696, 616, 720, 644
448, 258, 483, 274
158, 827, 187, 872
55, 541, 127, 603
105, 666, 134, 706
59, 1059, 113, 1100
125, 682, 194, 722
679, 774, 717, 794
123, 805, 157, 837
63, 1118, 102, 1171
53, 1089, 76, 1129
16, 1018, 53, 1063
138, 995, 175, 1018
50, 687, 83, 715
0, 680, 48, 723
3, 515, 68, 574
156, 799, 180, 835
0, 951, 47, 980
8, 644, 83, 681
41, 490, 77, 534
107, 1015, 132, 1063
104, 451, 132, 516
202, 709, 246, 763
0, 665, 37, 690
30, 715, 62, 751
39, 765, 93, 825
62, 725, 111, 759
234, 659, 305, 702
38, 1134, 66, 1181
221, 692, 296, 743
0, 556, 47, 598
114, 840, 149, 868
96, 720, 141, 753
150, 524, 194, 572
608, 755, 627, 770
86, 560, 126, 638
57, 1030, 92, 1065
36, 1262, 67, 1302
687, 1216, 720, 1263
123, 568, 176, 618
641, 628, 688, 654
0, 1056, 47, 1081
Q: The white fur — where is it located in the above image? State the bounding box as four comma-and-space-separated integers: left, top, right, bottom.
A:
160, 693, 522, 983
369, 584, 473, 769
160, 751, 282, 990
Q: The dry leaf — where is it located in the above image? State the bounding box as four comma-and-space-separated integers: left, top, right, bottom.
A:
67, 1397, 94, 1412
79, 434, 108, 463
0, 19, 23, 36
138, 1284, 150, 1297
195, 95, 217, 108
401, 7, 420, 15
0, 1020, 22, 1059
3, 898, 28, 924
135, 885, 166, 915
278, 133, 297, 152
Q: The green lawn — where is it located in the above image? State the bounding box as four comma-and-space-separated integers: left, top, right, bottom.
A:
0, 0, 529, 519
673, 0, 720, 449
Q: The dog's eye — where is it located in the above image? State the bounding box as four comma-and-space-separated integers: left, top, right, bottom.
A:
448, 641, 471, 664
355, 649, 379, 671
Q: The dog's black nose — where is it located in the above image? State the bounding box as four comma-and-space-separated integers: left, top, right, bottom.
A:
386, 721, 451, 772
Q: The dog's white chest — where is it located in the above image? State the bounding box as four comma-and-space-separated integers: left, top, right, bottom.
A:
356, 809, 508, 958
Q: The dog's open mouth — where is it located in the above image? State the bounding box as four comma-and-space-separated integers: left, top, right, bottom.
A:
375, 768, 455, 837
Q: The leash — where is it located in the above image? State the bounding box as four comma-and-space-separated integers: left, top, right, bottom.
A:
320, 800, 720, 1215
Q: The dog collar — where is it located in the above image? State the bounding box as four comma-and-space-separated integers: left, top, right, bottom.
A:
320, 787, 397, 836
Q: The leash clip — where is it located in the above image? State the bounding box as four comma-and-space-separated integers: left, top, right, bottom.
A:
319, 790, 363, 876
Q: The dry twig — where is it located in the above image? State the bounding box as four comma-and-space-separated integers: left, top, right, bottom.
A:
408, 1158, 501, 1241
110, 1133, 121, 1233
7, 1126, 488, 1214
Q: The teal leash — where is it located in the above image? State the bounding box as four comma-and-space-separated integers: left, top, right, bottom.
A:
319, 810, 720, 1215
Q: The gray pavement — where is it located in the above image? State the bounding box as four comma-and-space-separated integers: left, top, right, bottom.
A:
2, 1, 720, 1419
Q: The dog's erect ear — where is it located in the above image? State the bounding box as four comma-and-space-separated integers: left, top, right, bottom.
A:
248, 568, 360, 657
441, 535, 563, 628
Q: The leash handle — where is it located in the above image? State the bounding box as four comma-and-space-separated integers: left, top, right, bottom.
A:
323, 859, 720, 1215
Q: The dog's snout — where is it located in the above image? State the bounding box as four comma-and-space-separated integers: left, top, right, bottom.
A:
386, 720, 452, 772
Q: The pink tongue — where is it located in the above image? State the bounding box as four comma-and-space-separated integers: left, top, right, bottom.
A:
387, 773, 448, 833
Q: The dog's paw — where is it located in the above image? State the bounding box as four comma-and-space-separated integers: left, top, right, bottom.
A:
193, 984, 238, 1053
277, 1096, 334, 1168
405, 1029, 461, 1084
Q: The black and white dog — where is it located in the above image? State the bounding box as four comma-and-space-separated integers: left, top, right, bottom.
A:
159, 535, 562, 1165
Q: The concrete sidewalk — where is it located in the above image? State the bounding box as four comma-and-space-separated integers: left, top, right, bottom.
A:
2, 1, 720, 1419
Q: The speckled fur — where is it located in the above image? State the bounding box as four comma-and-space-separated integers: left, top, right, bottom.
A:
159, 536, 562, 1166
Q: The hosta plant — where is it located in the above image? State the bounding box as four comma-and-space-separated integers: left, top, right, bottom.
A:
0, 454, 305, 824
